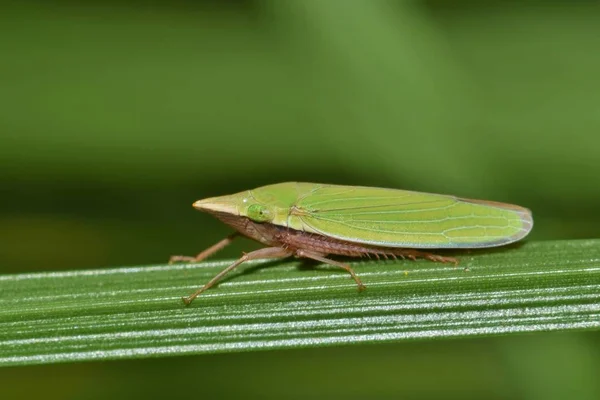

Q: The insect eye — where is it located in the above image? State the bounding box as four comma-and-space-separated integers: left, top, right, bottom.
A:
247, 204, 273, 222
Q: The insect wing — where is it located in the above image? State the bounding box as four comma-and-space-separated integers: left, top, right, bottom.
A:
291, 184, 532, 249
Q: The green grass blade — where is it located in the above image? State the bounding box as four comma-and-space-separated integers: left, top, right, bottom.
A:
1, 239, 599, 367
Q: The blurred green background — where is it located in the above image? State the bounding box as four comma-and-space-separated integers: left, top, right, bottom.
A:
1, 0, 599, 398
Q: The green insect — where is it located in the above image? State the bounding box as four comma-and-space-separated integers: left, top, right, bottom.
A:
171, 182, 533, 305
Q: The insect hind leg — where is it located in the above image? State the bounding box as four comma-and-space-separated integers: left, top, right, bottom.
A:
388, 249, 458, 266
295, 249, 366, 291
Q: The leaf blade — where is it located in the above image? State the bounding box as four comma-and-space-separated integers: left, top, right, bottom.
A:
1, 239, 599, 367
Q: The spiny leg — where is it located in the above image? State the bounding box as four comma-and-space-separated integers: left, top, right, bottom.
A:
182, 246, 294, 305
390, 249, 458, 266
170, 232, 240, 264
296, 249, 366, 291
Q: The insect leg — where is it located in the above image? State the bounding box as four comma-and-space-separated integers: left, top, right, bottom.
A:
182, 246, 294, 305
390, 249, 458, 266
170, 232, 240, 264
295, 249, 366, 292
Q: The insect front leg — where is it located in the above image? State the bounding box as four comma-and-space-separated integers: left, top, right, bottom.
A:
170, 232, 240, 264
295, 249, 366, 292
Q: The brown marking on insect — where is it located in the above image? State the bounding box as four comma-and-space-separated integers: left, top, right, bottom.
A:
173, 211, 457, 305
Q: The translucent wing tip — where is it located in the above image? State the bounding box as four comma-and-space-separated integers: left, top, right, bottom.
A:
461, 198, 533, 247
513, 206, 534, 240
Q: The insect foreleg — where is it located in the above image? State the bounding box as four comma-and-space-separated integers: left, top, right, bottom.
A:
170, 232, 241, 264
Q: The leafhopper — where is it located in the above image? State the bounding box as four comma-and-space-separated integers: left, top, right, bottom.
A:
172, 182, 533, 305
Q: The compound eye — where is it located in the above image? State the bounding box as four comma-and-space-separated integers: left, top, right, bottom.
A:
247, 204, 273, 223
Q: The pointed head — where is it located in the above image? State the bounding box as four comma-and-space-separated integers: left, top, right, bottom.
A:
192, 194, 241, 217
192, 190, 279, 224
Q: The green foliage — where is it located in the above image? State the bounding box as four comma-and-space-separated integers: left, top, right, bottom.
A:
1, 1, 600, 398
2, 239, 599, 367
